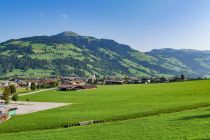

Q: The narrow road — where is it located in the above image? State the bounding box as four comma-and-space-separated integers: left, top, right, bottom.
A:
19, 88, 56, 96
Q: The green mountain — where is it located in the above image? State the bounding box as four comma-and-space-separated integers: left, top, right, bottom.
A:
0, 32, 209, 78
146, 48, 210, 77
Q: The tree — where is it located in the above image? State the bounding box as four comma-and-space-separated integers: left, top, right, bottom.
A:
31, 82, 37, 90
12, 93, 19, 104
37, 84, 40, 90
181, 74, 186, 81
26, 98, 30, 105
51, 81, 58, 87
9, 84, 16, 94
1, 87, 11, 105
124, 76, 129, 84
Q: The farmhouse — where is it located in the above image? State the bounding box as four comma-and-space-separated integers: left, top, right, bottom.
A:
58, 84, 96, 91
105, 80, 124, 85
141, 78, 151, 84
61, 77, 86, 85
152, 77, 169, 83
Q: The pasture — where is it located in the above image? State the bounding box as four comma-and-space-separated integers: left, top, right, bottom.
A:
1, 106, 210, 140
1, 80, 210, 139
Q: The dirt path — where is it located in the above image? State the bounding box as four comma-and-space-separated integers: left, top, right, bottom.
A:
19, 88, 56, 96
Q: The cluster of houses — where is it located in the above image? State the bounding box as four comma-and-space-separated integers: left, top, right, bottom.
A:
56, 74, 189, 90
58, 77, 96, 91
0, 75, 188, 91
95, 77, 167, 85
95, 74, 188, 85
0, 76, 97, 92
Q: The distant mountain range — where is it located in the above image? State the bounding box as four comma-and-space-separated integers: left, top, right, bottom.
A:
0, 31, 209, 78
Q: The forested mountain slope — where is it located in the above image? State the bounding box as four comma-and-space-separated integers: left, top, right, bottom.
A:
0, 32, 209, 78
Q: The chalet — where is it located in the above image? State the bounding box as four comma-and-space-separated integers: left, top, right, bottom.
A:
58, 84, 96, 91
152, 77, 169, 83
61, 77, 86, 85
58, 85, 77, 91
127, 79, 142, 84
141, 78, 151, 84
105, 80, 124, 85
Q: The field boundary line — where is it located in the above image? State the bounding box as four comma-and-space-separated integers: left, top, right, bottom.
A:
63, 103, 210, 128
19, 88, 56, 96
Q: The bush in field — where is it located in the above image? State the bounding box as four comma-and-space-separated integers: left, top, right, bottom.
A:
26, 98, 30, 105
40, 84, 47, 88
31, 82, 37, 90
12, 93, 19, 103
9, 84, 16, 94
52, 81, 59, 87
181, 74, 186, 80
37, 84, 40, 90
1, 87, 11, 104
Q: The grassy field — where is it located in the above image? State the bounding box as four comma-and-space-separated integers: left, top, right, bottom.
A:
0, 87, 27, 94
1, 80, 210, 139
1, 106, 210, 140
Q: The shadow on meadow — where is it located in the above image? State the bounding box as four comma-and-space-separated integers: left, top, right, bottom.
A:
179, 114, 210, 120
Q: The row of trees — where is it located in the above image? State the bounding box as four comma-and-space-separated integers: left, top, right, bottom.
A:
1, 80, 60, 105
28, 80, 59, 91
0, 72, 61, 104
0, 54, 49, 75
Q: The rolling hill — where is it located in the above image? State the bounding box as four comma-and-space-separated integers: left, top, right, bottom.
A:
0, 31, 209, 78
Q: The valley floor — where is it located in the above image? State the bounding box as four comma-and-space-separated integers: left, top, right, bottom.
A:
1, 80, 210, 139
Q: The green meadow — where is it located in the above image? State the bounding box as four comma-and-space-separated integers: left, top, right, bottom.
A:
1, 106, 210, 140
1, 80, 210, 139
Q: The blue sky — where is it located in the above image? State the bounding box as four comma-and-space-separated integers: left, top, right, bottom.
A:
1, 0, 210, 51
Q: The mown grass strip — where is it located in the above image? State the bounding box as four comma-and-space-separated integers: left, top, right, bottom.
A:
63, 103, 210, 128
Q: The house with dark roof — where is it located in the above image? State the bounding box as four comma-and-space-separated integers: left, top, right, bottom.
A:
105, 80, 124, 85
58, 84, 96, 91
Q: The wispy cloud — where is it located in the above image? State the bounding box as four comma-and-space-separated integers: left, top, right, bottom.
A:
61, 14, 68, 19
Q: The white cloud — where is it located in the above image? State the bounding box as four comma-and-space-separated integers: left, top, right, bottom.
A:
61, 14, 68, 19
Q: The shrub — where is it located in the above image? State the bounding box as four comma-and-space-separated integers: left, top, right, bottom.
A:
31, 82, 37, 90
9, 84, 16, 94
12, 93, 19, 103
37, 84, 40, 90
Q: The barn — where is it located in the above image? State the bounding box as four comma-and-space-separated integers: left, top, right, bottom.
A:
58, 85, 97, 91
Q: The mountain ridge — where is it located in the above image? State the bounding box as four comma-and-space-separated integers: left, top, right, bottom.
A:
0, 32, 209, 78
